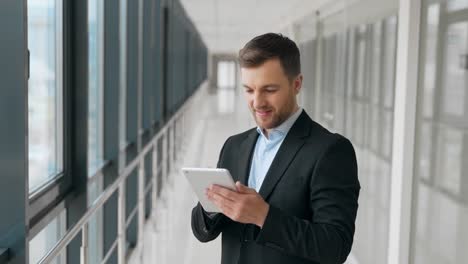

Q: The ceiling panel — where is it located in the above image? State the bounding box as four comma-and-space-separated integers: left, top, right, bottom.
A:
179, 0, 332, 54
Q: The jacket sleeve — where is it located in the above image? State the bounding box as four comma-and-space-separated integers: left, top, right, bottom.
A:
191, 137, 232, 242
255, 137, 360, 264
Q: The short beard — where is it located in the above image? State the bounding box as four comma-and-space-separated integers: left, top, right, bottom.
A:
253, 109, 291, 130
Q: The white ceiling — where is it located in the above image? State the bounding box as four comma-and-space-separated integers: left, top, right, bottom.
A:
179, 0, 334, 54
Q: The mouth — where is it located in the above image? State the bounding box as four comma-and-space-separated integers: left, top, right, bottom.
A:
255, 110, 272, 117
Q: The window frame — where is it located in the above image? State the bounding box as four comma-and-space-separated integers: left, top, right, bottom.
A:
27, 0, 65, 195
28, 0, 73, 233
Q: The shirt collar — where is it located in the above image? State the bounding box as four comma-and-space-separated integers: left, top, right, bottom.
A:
256, 107, 303, 140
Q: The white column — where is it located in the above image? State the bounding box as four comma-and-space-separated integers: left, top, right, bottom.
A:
387, 0, 422, 264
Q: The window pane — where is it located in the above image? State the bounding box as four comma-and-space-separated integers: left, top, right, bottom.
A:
29, 210, 66, 264
422, 4, 440, 119
412, 2, 468, 263
442, 22, 467, 117
356, 26, 367, 98
371, 21, 382, 105
416, 121, 434, 182
28, 0, 63, 193
435, 125, 463, 195
345, 18, 397, 264
88, 0, 105, 175
447, 0, 468, 12
87, 179, 104, 264
383, 16, 397, 109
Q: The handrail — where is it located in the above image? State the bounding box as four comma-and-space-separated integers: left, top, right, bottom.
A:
37, 87, 200, 264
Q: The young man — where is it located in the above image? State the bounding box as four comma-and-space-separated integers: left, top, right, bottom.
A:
191, 33, 360, 264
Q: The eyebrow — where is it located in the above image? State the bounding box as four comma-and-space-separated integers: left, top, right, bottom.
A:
242, 84, 280, 89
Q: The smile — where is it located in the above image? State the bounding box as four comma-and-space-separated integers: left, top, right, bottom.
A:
255, 110, 272, 117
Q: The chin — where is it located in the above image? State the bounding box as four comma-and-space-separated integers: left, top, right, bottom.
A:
256, 120, 275, 130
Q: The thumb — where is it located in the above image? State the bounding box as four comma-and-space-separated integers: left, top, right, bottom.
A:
236, 181, 256, 194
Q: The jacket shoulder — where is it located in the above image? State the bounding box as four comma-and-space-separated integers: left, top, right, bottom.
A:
306, 118, 354, 154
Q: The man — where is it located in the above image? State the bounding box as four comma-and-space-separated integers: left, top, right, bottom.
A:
191, 33, 360, 264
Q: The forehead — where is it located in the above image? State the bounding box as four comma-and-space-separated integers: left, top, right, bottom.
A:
240, 58, 288, 84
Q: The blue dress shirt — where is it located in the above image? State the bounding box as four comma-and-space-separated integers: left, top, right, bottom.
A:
248, 108, 303, 192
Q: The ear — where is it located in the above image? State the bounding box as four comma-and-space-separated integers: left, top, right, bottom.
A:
293, 74, 303, 94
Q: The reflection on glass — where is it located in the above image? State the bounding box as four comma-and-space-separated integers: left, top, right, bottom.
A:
412, 1, 468, 263
217, 61, 236, 89
370, 109, 380, 152
29, 210, 66, 264
417, 121, 434, 181
28, 0, 63, 193
300, 40, 317, 116
435, 126, 462, 195
371, 21, 382, 105
442, 22, 467, 117
312, 15, 398, 264
356, 26, 367, 98
383, 16, 397, 109
447, 0, 468, 11
382, 111, 393, 159
422, 4, 440, 119
88, 0, 105, 176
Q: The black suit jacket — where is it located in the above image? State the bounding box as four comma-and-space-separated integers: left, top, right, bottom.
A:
191, 111, 360, 264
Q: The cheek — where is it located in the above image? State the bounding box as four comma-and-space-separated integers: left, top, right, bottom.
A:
269, 95, 283, 109
244, 94, 254, 108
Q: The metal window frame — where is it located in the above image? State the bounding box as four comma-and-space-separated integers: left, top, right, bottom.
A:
28, 0, 74, 238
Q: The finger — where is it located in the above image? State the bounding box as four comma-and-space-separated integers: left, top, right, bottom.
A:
206, 188, 233, 202
208, 190, 234, 206
209, 192, 234, 213
235, 181, 257, 194
210, 185, 238, 201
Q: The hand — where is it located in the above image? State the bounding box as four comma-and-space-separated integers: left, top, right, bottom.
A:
205, 181, 269, 228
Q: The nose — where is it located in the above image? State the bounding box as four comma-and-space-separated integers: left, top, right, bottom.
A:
253, 92, 267, 110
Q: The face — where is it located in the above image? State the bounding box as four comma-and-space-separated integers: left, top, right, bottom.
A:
241, 58, 302, 131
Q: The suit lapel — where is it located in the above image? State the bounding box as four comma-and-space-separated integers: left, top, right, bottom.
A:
237, 130, 259, 185
258, 111, 311, 200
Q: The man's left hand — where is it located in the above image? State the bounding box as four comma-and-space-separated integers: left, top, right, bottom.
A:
205, 181, 269, 228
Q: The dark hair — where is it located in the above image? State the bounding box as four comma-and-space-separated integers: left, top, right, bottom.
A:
238, 33, 301, 80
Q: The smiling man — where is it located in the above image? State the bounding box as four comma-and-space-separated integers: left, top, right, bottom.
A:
191, 33, 360, 264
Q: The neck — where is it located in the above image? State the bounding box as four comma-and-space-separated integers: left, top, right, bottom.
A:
263, 105, 300, 138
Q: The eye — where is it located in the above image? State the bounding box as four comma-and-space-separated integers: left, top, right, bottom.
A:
244, 88, 253, 94
265, 87, 278, 93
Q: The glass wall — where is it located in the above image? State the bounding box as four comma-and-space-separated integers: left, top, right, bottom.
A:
411, 1, 468, 263
87, 1, 105, 263
27, 0, 64, 193
88, 0, 105, 176
297, 1, 399, 262
29, 210, 66, 264
298, 39, 317, 118
87, 178, 104, 264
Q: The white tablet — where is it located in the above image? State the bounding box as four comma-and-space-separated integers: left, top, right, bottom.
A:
182, 167, 236, 213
